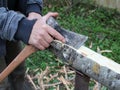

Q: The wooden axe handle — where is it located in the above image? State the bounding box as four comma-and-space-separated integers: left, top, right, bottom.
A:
0, 45, 38, 82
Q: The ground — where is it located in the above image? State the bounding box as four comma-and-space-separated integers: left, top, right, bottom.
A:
26, 2, 120, 90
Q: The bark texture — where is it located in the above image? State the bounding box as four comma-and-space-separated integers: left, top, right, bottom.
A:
49, 40, 120, 90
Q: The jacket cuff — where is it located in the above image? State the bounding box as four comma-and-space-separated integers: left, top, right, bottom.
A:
26, 4, 42, 16
14, 18, 36, 44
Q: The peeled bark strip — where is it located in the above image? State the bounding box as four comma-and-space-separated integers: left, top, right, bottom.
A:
50, 40, 120, 90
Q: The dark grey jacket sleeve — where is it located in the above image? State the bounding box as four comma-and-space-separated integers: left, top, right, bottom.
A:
18, 0, 43, 15
27, 0, 43, 15
0, 7, 25, 41
27, 0, 43, 7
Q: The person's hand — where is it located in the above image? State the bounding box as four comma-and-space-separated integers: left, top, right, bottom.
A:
27, 12, 42, 20
28, 12, 65, 50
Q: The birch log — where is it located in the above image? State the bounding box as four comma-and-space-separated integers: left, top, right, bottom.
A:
50, 40, 120, 90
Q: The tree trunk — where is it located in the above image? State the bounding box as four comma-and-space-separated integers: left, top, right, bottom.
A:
49, 40, 120, 90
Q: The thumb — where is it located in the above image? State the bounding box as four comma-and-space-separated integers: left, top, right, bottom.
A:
43, 12, 58, 21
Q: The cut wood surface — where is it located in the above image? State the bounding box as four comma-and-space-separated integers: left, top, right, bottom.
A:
50, 40, 120, 90
77, 46, 120, 74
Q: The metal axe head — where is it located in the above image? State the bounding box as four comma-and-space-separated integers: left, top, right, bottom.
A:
60, 28, 88, 49
47, 17, 88, 49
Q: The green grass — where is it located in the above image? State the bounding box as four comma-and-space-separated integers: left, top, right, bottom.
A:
26, 3, 120, 89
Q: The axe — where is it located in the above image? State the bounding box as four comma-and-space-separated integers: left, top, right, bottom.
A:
0, 17, 87, 82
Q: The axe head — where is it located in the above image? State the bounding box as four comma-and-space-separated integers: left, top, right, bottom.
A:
47, 17, 88, 49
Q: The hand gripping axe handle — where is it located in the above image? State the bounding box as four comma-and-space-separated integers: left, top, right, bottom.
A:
0, 17, 58, 82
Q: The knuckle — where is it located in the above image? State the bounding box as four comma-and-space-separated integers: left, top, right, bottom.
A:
53, 33, 58, 38
41, 47, 45, 50
35, 36, 41, 42
48, 40, 52, 44
36, 44, 45, 50
42, 24, 47, 29
48, 12, 53, 15
39, 31, 45, 37
49, 38, 53, 43
43, 42, 49, 48
61, 37, 64, 40
46, 44, 49, 48
34, 43, 39, 48
40, 32, 44, 37
34, 40, 38, 45
39, 37, 42, 40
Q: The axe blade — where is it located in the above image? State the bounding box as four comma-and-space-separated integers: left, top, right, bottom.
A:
47, 17, 88, 49
59, 28, 88, 49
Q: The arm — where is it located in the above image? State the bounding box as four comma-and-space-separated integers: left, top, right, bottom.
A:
0, 7, 65, 50
17, 0, 43, 18
14, 0, 44, 43
26, 0, 43, 20
26, 0, 43, 15
0, 7, 36, 44
0, 7, 25, 41
7, 0, 43, 17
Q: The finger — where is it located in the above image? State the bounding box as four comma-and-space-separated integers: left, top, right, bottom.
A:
46, 25, 65, 43
39, 38, 49, 48
43, 32, 53, 43
34, 43, 45, 50
43, 12, 58, 21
